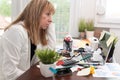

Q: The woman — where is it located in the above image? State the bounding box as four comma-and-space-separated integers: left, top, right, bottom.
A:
0, 0, 56, 80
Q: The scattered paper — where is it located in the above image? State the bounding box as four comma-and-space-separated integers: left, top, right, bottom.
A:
77, 68, 90, 76
106, 35, 115, 47
70, 65, 83, 72
93, 63, 120, 77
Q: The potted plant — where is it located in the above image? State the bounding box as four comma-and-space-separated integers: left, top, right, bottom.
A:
35, 49, 60, 77
78, 19, 86, 39
86, 20, 94, 39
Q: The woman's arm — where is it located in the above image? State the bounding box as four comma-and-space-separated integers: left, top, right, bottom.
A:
1, 25, 26, 80
34, 23, 56, 65
47, 23, 56, 49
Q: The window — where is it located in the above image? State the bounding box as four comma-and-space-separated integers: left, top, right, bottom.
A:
95, 0, 120, 28
49, 0, 70, 43
0, 0, 11, 36
0, 0, 11, 28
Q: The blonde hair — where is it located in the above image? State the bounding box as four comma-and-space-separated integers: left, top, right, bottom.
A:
5, 0, 55, 45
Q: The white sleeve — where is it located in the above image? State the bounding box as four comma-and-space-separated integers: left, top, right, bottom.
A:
2, 27, 25, 80
47, 23, 56, 49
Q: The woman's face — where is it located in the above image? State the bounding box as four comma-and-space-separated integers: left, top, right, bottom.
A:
40, 10, 53, 29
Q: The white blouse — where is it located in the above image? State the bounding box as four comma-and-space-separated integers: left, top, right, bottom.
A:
0, 22, 56, 80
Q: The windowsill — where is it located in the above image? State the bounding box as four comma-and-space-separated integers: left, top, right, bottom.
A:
95, 17, 120, 29
95, 22, 120, 29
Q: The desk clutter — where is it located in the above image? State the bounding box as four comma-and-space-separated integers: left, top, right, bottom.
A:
55, 36, 104, 77
36, 31, 118, 78
50, 60, 95, 76
57, 31, 118, 64
36, 61, 120, 77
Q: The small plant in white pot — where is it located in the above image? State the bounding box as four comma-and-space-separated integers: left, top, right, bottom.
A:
86, 20, 94, 39
35, 49, 60, 77
78, 19, 86, 39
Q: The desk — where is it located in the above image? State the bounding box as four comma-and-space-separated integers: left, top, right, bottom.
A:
17, 64, 119, 80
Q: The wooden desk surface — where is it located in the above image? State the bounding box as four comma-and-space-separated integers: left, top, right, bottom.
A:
17, 64, 119, 80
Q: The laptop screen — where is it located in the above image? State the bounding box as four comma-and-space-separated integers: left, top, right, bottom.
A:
99, 32, 113, 63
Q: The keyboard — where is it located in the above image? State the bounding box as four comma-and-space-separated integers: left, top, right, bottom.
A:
62, 59, 79, 66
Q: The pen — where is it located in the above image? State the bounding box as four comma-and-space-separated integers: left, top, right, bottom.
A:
69, 53, 81, 59
80, 55, 92, 61
77, 62, 101, 65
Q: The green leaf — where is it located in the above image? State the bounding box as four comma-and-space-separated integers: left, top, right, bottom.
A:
86, 20, 94, 31
35, 49, 60, 64
78, 19, 86, 32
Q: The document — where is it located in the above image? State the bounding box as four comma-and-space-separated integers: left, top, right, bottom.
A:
106, 35, 116, 47
93, 63, 120, 77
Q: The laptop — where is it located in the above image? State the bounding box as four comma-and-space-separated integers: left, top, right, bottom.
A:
99, 30, 115, 64
98, 41, 113, 65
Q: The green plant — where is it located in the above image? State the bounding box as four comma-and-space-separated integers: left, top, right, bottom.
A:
78, 19, 86, 32
86, 20, 94, 31
35, 49, 60, 64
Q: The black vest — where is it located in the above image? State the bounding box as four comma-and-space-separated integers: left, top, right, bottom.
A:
30, 41, 36, 61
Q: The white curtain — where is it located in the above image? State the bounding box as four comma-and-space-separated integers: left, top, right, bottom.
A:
11, 0, 30, 21
69, 0, 96, 37
69, 0, 81, 37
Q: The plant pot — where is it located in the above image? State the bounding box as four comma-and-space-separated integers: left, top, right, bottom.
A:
86, 31, 94, 39
39, 62, 55, 77
79, 32, 86, 39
